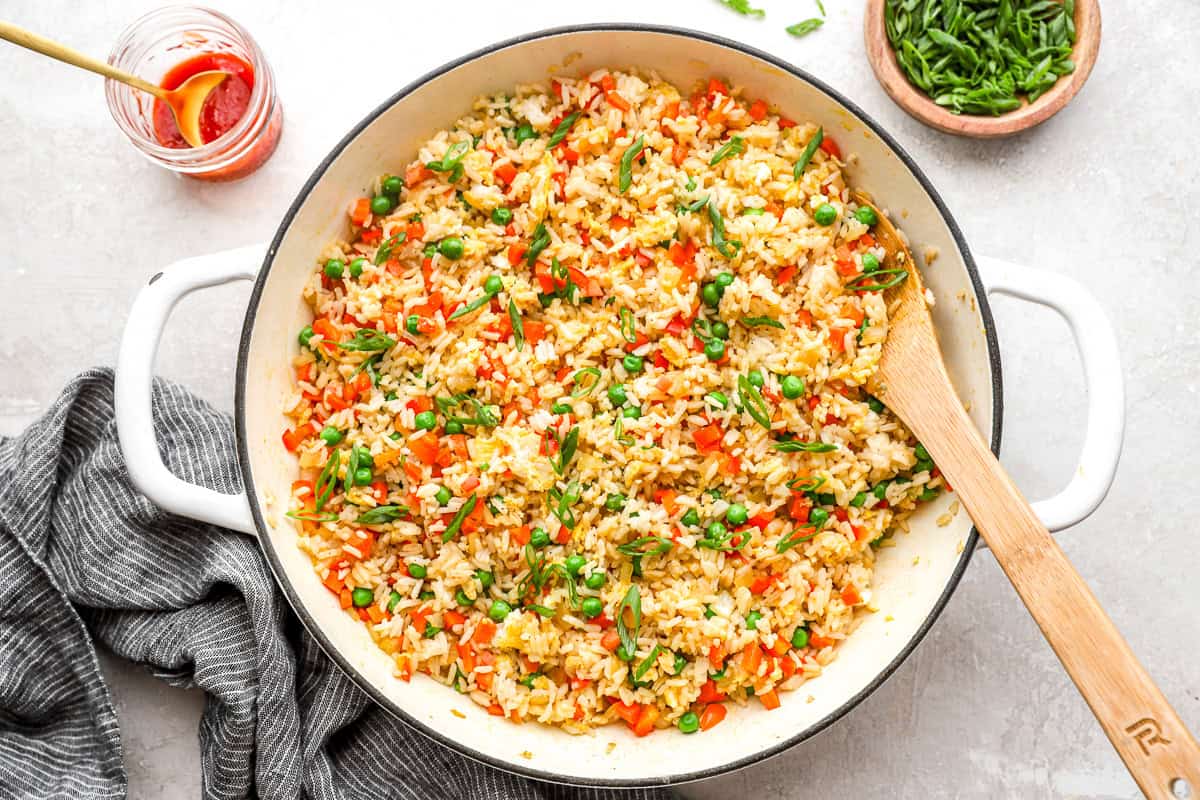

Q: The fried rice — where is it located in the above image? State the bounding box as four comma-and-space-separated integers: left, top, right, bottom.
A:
279, 68, 945, 736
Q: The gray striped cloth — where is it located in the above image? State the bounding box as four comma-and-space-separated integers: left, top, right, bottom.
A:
0, 369, 675, 800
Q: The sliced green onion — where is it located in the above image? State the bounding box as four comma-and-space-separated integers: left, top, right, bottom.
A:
793, 127, 824, 181
619, 307, 637, 344
740, 316, 784, 329
709, 135, 745, 166
772, 440, 839, 453
547, 111, 582, 148
737, 375, 772, 430
355, 505, 409, 525
618, 135, 646, 194
508, 299, 525, 351
441, 493, 478, 542
616, 585, 642, 656
570, 367, 602, 397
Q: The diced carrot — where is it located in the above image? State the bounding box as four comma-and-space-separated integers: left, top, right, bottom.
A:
295, 362, 313, 383
663, 100, 680, 119
456, 640, 477, 672
444, 610, 467, 628
778, 117, 797, 129
654, 488, 678, 516
350, 197, 372, 226
405, 163, 433, 186
611, 701, 641, 726
747, 511, 774, 530
486, 703, 505, 717
809, 633, 834, 649
779, 655, 797, 680
281, 422, 314, 453
697, 679, 726, 704
406, 396, 434, 414
410, 605, 432, 635
819, 136, 841, 159
601, 630, 621, 651
409, 433, 439, 465
397, 655, 413, 682
757, 688, 781, 710
740, 644, 763, 677
841, 585, 862, 606
473, 619, 497, 645
292, 479, 314, 498
339, 588, 353, 609
772, 638, 791, 657
671, 141, 688, 167
494, 162, 518, 185
555, 526, 570, 545
721, 454, 741, 476
322, 570, 344, 595
570, 676, 593, 691
796, 309, 814, 329
708, 643, 726, 669
830, 324, 854, 353
693, 423, 724, 454
366, 605, 386, 624
507, 243, 527, 266
749, 574, 776, 595
462, 475, 480, 493
699, 703, 727, 731
777, 265, 798, 285
707, 77, 729, 98
748, 99, 768, 121
632, 704, 659, 737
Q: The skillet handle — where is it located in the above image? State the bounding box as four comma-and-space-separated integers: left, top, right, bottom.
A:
976, 256, 1125, 532
115, 244, 264, 536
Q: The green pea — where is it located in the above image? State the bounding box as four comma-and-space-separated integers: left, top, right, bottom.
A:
319, 426, 343, 446
678, 711, 700, 734
483, 275, 503, 295
816, 492, 836, 506
439, 236, 465, 261
814, 203, 837, 226
706, 391, 728, 409
382, 175, 404, 195
680, 508, 700, 527
747, 370, 764, 388
351, 587, 374, 607
435, 486, 452, 505
808, 507, 829, 527
407, 562, 428, 579
418, 590, 435, 601
861, 252, 881, 274
551, 402, 573, 415
781, 375, 804, 399
701, 283, 721, 308
530, 527, 551, 548
714, 272, 735, 289
323, 259, 345, 279
449, 590, 471, 608
703, 605, 716, 619
299, 326, 314, 347
616, 644, 635, 662
622, 354, 644, 374
607, 384, 627, 407
491, 207, 513, 225
370, 195, 393, 216
445, 420, 465, 435
791, 626, 810, 649
706, 521, 727, 540
584, 571, 606, 590
488, 599, 512, 622
918, 486, 941, 502
622, 406, 641, 419
354, 466, 373, 486
387, 590, 402, 613
513, 122, 537, 144
725, 503, 748, 526
605, 493, 627, 512
475, 569, 495, 589
404, 315, 420, 335
564, 554, 587, 576
873, 482, 890, 501
349, 258, 366, 278
745, 610, 762, 630
581, 596, 603, 618
914, 459, 934, 474
867, 395, 886, 414
423, 243, 437, 259
711, 321, 730, 340
914, 443, 931, 462
414, 411, 437, 431
850, 492, 867, 508
854, 205, 878, 226
704, 339, 726, 361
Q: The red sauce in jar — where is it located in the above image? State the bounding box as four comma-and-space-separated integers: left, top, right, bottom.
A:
152, 52, 255, 148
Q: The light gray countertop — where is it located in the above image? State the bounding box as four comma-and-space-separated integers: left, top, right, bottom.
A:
2, 0, 1197, 797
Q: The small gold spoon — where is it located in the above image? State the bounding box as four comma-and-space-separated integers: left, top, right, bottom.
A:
858, 192, 1200, 799
0, 19, 227, 148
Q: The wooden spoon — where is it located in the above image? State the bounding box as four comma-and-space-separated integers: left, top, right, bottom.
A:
0, 20, 227, 148
859, 192, 1200, 798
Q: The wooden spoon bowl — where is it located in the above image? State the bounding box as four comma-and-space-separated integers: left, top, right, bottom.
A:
863, 0, 1102, 138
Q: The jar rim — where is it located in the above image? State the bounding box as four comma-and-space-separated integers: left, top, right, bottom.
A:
105, 5, 273, 163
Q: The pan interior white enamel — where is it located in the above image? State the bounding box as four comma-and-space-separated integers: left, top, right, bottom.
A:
240, 28, 993, 783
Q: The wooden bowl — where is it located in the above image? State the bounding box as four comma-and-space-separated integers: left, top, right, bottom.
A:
864, 0, 1101, 138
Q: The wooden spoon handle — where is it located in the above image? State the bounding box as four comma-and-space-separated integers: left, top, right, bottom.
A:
0, 20, 164, 97
922, 400, 1200, 798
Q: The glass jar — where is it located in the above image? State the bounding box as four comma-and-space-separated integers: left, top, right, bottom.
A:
105, 7, 282, 181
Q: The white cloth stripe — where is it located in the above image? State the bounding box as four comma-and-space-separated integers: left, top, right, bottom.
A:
0, 370, 675, 800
